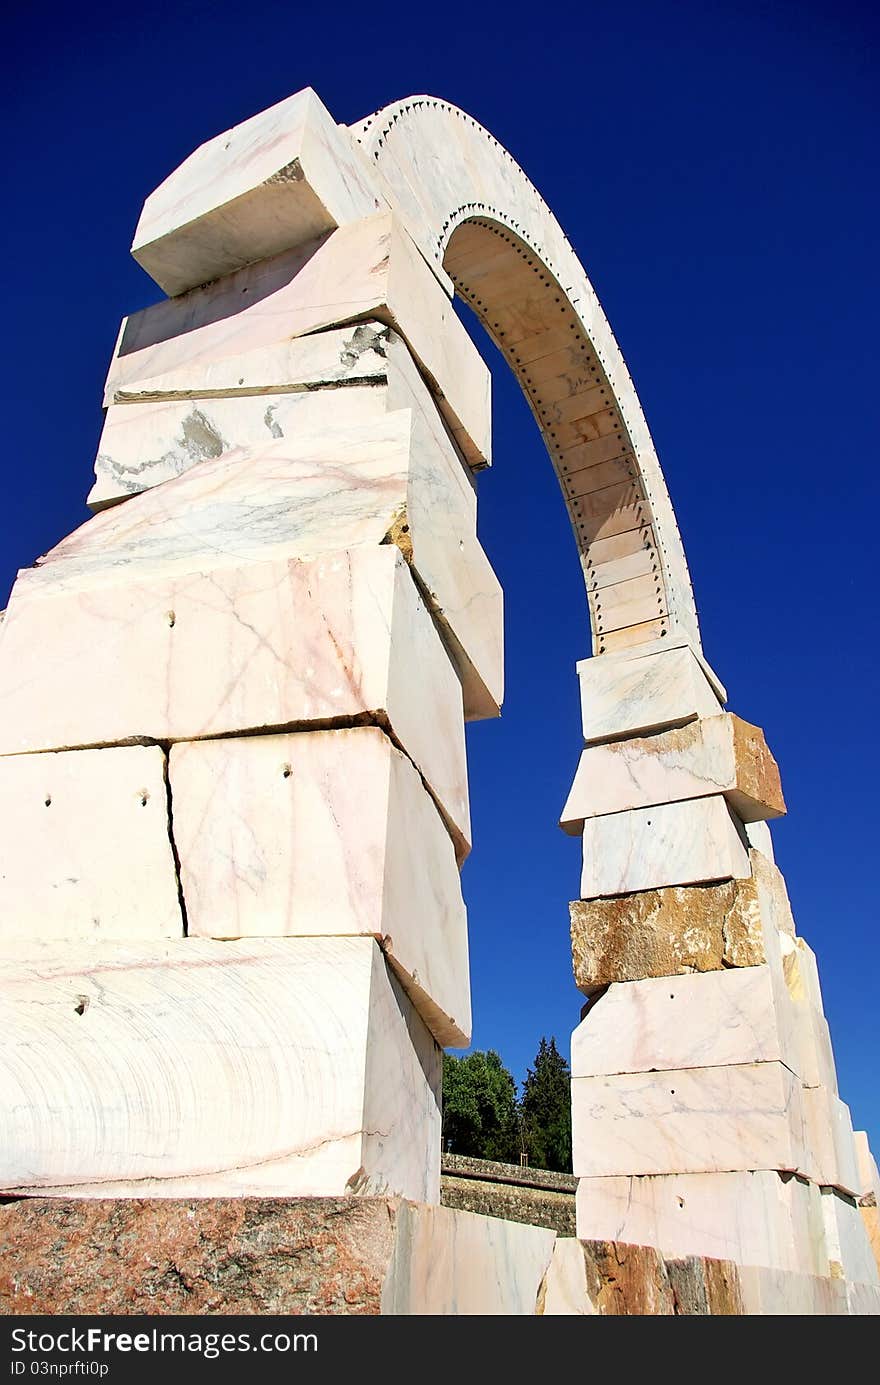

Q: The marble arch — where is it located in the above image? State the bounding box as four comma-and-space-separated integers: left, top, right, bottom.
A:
0, 87, 876, 1314
355, 96, 700, 659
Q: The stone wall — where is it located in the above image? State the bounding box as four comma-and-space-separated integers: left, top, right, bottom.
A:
440, 1154, 577, 1235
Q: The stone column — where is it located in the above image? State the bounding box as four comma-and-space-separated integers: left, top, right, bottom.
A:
565, 640, 880, 1309
0, 92, 502, 1203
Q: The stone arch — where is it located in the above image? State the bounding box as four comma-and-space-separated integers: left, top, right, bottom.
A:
354, 97, 701, 659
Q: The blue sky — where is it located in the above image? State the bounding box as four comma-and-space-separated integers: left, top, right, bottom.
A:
3, 1, 877, 1135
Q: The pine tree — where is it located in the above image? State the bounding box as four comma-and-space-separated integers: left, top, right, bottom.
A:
519, 1036, 572, 1173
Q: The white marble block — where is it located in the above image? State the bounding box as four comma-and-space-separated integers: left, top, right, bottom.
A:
107, 320, 392, 405
571, 966, 798, 1079
169, 727, 470, 1047
802, 1087, 861, 1196
382, 1203, 555, 1316
0, 547, 471, 860
579, 795, 750, 898
109, 211, 491, 470
571, 1062, 806, 1178
92, 323, 479, 507
561, 712, 785, 831
854, 1131, 880, 1200
576, 642, 723, 745
737, 1266, 848, 1315
0, 936, 441, 1202
52, 403, 501, 721
539, 1238, 597, 1315
575, 1170, 827, 1275
820, 1188, 880, 1286
132, 88, 383, 297
745, 819, 774, 861
0, 746, 182, 943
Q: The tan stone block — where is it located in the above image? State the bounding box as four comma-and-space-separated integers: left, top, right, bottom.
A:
561, 712, 785, 832
570, 876, 766, 997
0, 746, 182, 942
169, 727, 470, 1047
577, 1240, 676, 1315
132, 88, 383, 297
0, 937, 441, 1203
0, 547, 471, 860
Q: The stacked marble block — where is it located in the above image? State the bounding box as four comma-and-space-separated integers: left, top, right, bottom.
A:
562, 640, 880, 1308
0, 91, 504, 1203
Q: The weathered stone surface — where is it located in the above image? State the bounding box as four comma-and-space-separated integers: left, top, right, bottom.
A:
561, 712, 785, 830
440, 1156, 576, 1236
0, 1197, 555, 1316
665, 1255, 744, 1316
542, 1240, 744, 1316
579, 1240, 676, 1315
570, 875, 766, 996
0, 1196, 396, 1315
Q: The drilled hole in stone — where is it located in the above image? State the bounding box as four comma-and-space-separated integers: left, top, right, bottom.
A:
166, 611, 176, 628
139, 792, 149, 806
44, 795, 52, 807
281, 764, 292, 779
74, 995, 89, 1016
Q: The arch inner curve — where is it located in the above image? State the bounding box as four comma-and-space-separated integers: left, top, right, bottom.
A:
354, 98, 703, 663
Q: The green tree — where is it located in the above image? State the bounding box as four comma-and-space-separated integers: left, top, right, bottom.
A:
442, 1050, 520, 1161
520, 1036, 572, 1173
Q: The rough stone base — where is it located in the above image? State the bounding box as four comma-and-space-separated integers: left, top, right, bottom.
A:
0, 1197, 554, 1316
2, 1198, 875, 1316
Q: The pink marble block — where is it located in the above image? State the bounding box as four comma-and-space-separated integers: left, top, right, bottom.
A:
0, 546, 471, 861
169, 727, 471, 1047
36, 408, 502, 722
571, 1062, 807, 1179
0, 745, 183, 943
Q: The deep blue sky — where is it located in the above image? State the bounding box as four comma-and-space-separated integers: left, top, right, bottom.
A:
3, 2, 877, 1136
